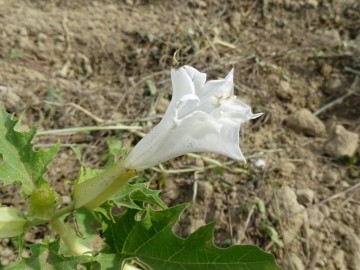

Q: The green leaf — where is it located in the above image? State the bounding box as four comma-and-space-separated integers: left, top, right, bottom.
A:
146, 80, 157, 96
70, 208, 103, 249
261, 224, 284, 248
9, 50, 23, 59
6, 238, 91, 270
104, 138, 124, 166
0, 108, 59, 195
111, 183, 166, 210
75, 166, 103, 185
101, 204, 281, 270
256, 198, 266, 216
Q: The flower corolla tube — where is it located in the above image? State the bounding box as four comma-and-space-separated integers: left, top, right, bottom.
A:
124, 65, 262, 170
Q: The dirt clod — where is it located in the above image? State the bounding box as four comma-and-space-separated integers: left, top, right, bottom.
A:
344, 232, 360, 270
285, 108, 326, 137
275, 80, 293, 101
289, 253, 305, 270
0, 86, 25, 111
307, 207, 325, 229
324, 76, 344, 95
197, 181, 214, 201
277, 160, 297, 177
321, 170, 340, 186
297, 189, 315, 206
333, 249, 346, 270
324, 125, 359, 157
278, 186, 308, 245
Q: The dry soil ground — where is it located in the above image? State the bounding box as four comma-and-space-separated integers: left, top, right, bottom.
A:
0, 0, 360, 269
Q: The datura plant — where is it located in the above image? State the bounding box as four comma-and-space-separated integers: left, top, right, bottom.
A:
0, 65, 281, 270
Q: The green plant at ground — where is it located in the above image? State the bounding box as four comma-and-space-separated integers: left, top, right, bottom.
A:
0, 65, 281, 270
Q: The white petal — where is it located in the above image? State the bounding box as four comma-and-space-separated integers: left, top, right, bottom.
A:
193, 69, 234, 114
171, 67, 196, 101
201, 68, 234, 99
171, 111, 245, 161
218, 119, 245, 161
162, 68, 197, 121
124, 111, 245, 170
175, 94, 200, 120
183, 65, 207, 95
123, 118, 171, 170
213, 98, 255, 123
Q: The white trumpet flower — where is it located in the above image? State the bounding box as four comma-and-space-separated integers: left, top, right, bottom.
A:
124, 65, 262, 170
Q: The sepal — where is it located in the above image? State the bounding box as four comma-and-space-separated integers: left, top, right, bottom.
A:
0, 206, 26, 238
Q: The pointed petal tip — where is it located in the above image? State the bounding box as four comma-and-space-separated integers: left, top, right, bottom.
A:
251, 112, 264, 119
230, 147, 247, 163
225, 68, 234, 80
236, 149, 247, 164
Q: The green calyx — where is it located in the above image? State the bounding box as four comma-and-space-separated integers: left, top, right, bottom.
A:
0, 207, 27, 238
72, 161, 137, 210
28, 185, 60, 220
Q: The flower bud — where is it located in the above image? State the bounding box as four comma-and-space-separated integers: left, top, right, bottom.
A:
0, 207, 26, 238
28, 185, 59, 220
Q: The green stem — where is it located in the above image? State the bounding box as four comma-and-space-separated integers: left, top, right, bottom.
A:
24, 203, 75, 231
50, 218, 92, 255
52, 202, 75, 220
25, 219, 48, 229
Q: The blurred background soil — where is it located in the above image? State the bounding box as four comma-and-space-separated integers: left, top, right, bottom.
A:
0, 0, 360, 269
